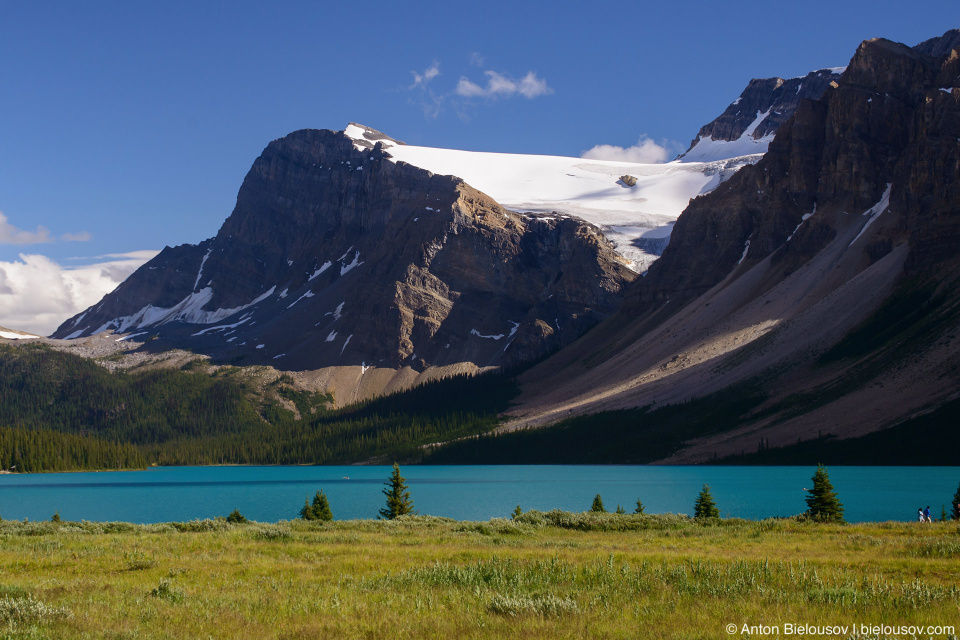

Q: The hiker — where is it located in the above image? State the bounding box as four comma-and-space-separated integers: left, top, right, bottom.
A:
924, 506, 931, 523
918, 507, 924, 522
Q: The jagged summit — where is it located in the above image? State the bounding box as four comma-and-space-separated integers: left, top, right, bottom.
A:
912, 27, 960, 57
52, 127, 635, 379
678, 67, 843, 163
343, 123, 405, 150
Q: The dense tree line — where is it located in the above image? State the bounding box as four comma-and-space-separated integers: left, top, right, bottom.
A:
0, 426, 146, 473
0, 344, 517, 472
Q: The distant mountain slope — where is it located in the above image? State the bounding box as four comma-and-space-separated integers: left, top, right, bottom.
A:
0, 326, 39, 340
52, 129, 635, 385
505, 29, 960, 462
678, 68, 842, 163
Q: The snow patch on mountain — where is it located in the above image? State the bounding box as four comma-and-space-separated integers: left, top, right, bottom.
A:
679, 109, 775, 164
0, 329, 39, 340
345, 124, 763, 271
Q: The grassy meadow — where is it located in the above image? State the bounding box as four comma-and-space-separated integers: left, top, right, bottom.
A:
0, 513, 958, 639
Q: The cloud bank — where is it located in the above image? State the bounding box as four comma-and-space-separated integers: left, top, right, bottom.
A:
0, 250, 158, 336
580, 136, 673, 164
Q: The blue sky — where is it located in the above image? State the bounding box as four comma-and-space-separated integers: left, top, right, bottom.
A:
1, 1, 957, 333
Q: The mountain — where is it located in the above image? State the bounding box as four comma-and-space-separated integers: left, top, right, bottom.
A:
504, 29, 960, 462
0, 326, 39, 340
341, 123, 765, 271
679, 68, 843, 162
52, 129, 635, 387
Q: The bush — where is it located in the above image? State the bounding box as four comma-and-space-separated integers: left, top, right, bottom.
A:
488, 593, 579, 617
251, 525, 292, 541
226, 509, 247, 524
149, 579, 184, 603
170, 519, 229, 533
0, 596, 72, 625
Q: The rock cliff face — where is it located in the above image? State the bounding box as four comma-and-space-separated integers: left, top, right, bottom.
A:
632, 32, 960, 310
686, 68, 842, 148
510, 29, 960, 461
53, 129, 635, 372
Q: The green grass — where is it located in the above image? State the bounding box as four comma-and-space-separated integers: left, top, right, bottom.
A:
0, 514, 957, 639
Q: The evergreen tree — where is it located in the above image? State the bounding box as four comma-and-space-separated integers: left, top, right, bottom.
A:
379, 463, 415, 519
615, 504, 625, 514
227, 509, 247, 524
511, 505, 522, 520
51, 512, 61, 523
804, 464, 844, 522
634, 499, 645, 515
590, 494, 606, 513
694, 484, 719, 518
940, 504, 947, 522
951, 483, 960, 521
299, 498, 316, 520
311, 490, 333, 521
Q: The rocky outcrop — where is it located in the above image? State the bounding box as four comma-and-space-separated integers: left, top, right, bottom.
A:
54, 129, 635, 372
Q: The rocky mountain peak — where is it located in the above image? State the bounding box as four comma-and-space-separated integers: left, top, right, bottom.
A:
680, 67, 842, 161
53, 127, 635, 379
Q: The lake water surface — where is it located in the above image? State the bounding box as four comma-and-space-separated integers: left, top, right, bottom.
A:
1, 465, 956, 524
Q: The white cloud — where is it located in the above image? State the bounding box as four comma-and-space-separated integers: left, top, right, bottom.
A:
0, 211, 91, 245
455, 70, 553, 99
580, 136, 672, 164
0, 250, 158, 336
0, 212, 51, 244
61, 231, 92, 242
410, 62, 444, 119
411, 61, 440, 88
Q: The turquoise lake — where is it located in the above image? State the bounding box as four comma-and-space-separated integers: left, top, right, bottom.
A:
0, 465, 956, 524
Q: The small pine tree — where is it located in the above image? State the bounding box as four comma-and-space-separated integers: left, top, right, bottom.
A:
227, 509, 247, 524
590, 494, 606, 513
300, 498, 315, 520
311, 490, 333, 522
615, 504, 626, 514
512, 505, 522, 520
380, 463, 415, 519
634, 499, 645, 515
805, 464, 844, 522
941, 504, 948, 523
694, 484, 719, 518
951, 483, 960, 521
51, 512, 61, 523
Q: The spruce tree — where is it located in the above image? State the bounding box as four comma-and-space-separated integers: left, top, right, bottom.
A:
804, 464, 844, 522
694, 484, 719, 518
590, 494, 606, 513
379, 463, 415, 519
311, 490, 333, 521
951, 483, 960, 521
941, 504, 948, 523
634, 499, 645, 515
299, 498, 315, 520
615, 504, 625, 514
512, 505, 522, 520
